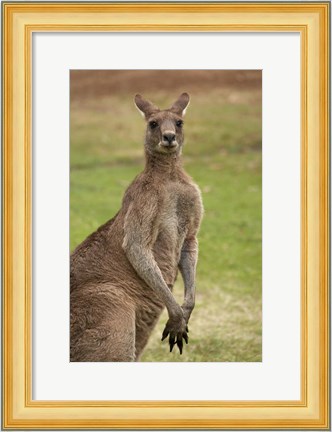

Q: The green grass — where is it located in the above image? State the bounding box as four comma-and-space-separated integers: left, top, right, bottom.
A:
70, 90, 262, 362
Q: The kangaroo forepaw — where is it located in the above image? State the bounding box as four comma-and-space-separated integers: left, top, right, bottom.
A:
161, 318, 189, 355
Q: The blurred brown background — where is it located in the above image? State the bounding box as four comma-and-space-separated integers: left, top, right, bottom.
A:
71, 70, 261, 101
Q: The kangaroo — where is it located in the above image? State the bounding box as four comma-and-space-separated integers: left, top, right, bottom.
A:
70, 93, 203, 362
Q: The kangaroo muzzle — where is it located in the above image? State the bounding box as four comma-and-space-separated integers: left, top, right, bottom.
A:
161, 130, 177, 148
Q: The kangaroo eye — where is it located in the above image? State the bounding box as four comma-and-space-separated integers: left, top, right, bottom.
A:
149, 121, 158, 129
176, 120, 183, 127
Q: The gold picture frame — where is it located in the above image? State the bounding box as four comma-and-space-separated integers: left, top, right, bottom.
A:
2, 2, 329, 429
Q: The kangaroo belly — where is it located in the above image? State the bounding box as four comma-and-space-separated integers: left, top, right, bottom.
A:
153, 228, 183, 287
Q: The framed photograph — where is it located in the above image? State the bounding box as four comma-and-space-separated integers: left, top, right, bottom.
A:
3, 2, 329, 429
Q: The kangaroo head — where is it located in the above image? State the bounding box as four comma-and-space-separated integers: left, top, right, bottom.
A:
134, 93, 190, 155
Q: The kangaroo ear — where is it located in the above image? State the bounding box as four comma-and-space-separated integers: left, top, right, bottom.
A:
134, 94, 159, 119
170, 93, 190, 116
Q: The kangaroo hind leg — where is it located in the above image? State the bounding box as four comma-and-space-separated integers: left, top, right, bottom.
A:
71, 287, 136, 362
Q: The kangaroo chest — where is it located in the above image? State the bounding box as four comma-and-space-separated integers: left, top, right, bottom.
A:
152, 183, 201, 284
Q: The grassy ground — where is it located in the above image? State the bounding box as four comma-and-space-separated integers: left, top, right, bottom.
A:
71, 85, 262, 362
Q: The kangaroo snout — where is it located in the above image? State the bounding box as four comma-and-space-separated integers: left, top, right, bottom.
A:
163, 132, 176, 143
161, 131, 177, 148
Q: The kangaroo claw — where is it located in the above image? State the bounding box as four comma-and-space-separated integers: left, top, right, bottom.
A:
161, 318, 189, 355
161, 327, 169, 341
169, 334, 176, 352
177, 337, 183, 355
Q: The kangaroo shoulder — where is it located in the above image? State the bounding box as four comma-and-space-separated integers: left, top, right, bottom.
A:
122, 174, 164, 227
122, 174, 159, 209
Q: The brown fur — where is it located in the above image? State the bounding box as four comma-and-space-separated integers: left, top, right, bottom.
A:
70, 93, 203, 361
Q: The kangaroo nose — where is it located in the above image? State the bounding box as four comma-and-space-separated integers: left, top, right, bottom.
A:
163, 133, 176, 144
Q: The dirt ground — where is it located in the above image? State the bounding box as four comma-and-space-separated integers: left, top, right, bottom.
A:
70, 70, 261, 102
